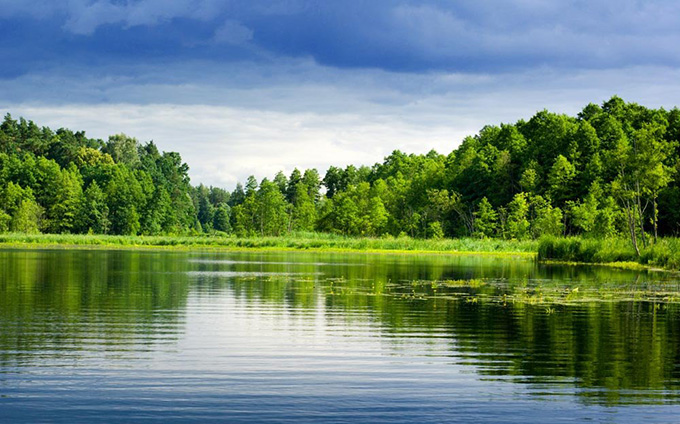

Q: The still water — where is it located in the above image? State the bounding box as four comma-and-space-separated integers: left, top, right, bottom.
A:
1, 249, 680, 423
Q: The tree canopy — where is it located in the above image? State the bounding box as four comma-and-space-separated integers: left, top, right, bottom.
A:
1, 97, 679, 246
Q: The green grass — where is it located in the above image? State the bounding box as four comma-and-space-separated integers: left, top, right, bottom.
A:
0, 232, 537, 256
538, 235, 680, 270
4, 232, 680, 270
537, 236, 636, 263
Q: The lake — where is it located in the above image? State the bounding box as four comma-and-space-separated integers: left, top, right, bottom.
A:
1, 248, 679, 423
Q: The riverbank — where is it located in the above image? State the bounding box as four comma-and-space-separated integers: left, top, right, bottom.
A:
0, 232, 537, 257
537, 236, 680, 270
3, 233, 679, 270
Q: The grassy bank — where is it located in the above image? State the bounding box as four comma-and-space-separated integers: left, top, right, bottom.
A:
538, 236, 680, 270
5, 232, 680, 269
0, 232, 537, 256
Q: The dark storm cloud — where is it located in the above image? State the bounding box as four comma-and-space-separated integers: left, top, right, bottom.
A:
2, 0, 680, 187
1, 0, 679, 76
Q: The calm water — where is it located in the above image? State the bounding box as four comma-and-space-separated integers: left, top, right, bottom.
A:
1, 249, 680, 423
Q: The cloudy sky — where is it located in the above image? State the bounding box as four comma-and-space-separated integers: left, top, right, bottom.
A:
2, 0, 680, 188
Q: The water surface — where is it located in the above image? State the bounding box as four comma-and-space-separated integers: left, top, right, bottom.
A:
1, 249, 679, 423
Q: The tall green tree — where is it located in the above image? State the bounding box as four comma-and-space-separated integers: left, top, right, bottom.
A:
547, 155, 577, 205
102, 134, 140, 168
504, 192, 530, 240
473, 197, 497, 238
530, 195, 563, 238
290, 183, 317, 232
46, 166, 83, 234
106, 166, 143, 235
213, 203, 232, 233
255, 179, 289, 236
78, 181, 110, 234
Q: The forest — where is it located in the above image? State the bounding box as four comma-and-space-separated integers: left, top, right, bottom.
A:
1, 96, 679, 255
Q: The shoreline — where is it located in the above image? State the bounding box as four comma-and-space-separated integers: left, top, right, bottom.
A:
1, 234, 678, 272
0, 238, 536, 258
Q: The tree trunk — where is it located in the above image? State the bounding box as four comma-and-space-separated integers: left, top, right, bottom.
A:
625, 198, 641, 257
653, 197, 659, 243
635, 181, 648, 248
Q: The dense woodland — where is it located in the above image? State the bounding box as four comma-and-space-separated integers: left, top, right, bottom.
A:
1, 97, 679, 253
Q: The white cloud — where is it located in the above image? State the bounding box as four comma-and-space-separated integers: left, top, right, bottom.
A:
64, 1, 125, 35
3, 103, 468, 188
214, 20, 253, 45
61, 0, 217, 35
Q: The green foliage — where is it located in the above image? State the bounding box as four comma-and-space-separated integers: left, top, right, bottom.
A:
105, 166, 143, 235
231, 204, 247, 236
319, 182, 391, 236
368, 197, 388, 235
536, 235, 680, 269
427, 221, 444, 239
519, 167, 539, 193
291, 183, 317, 231
10, 199, 42, 233
547, 155, 576, 204
78, 181, 110, 234
0, 210, 10, 232
195, 184, 215, 232
569, 183, 600, 234
592, 196, 621, 238
213, 203, 231, 233
46, 166, 83, 233
255, 179, 289, 236
273, 171, 288, 195
0, 116, 198, 236
473, 197, 497, 238
505, 193, 530, 239
324, 191, 360, 235
102, 134, 140, 168
302, 168, 321, 203
0, 183, 42, 234
530, 195, 563, 238
286, 168, 302, 203
2, 96, 680, 245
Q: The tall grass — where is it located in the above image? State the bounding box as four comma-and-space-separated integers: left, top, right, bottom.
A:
0, 232, 537, 255
8, 232, 680, 269
537, 236, 636, 263
538, 235, 680, 270
639, 238, 680, 270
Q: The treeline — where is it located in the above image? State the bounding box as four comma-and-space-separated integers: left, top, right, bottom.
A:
226, 97, 680, 252
2, 97, 680, 252
0, 119, 202, 235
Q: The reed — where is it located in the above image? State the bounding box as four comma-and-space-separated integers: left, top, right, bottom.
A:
537, 235, 680, 270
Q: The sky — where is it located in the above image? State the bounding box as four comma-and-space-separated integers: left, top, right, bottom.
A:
2, 0, 680, 188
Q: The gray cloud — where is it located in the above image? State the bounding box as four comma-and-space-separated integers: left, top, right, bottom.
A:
3, 59, 679, 188
2, 1, 680, 72
1, 1, 680, 188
